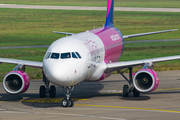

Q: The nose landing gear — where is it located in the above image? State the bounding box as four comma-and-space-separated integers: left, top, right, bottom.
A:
61, 86, 74, 107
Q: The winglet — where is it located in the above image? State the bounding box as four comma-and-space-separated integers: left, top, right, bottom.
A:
104, 0, 114, 27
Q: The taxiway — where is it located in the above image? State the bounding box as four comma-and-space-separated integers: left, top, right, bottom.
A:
0, 70, 180, 120
0, 4, 180, 12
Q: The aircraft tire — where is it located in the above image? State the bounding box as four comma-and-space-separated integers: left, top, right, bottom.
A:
39, 85, 46, 98
133, 88, 140, 97
62, 99, 69, 107
123, 85, 129, 97
49, 85, 56, 98
69, 98, 74, 107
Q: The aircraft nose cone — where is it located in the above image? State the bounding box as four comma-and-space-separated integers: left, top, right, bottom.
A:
43, 61, 74, 86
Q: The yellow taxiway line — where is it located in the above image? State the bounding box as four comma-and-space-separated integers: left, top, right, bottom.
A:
21, 98, 88, 103
155, 87, 180, 91
75, 104, 180, 113
1, 87, 180, 103
0, 87, 179, 114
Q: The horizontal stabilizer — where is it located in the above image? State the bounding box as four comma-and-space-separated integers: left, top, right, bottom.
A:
52, 31, 75, 35
123, 29, 178, 39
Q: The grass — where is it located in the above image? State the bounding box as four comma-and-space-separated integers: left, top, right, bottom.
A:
0, 0, 180, 8
0, 48, 46, 81
0, 8, 180, 80
121, 41, 180, 72
0, 8, 180, 47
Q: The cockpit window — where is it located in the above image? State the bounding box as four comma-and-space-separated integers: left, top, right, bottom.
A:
45, 52, 51, 59
72, 52, 78, 59
50, 53, 60, 59
46, 52, 80, 59
61, 52, 71, 59
75, 52, 82, 58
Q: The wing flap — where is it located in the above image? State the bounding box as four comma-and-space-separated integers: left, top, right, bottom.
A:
123, 29, 178, 39
0, 58, 43, 69
105, 55, 180, 73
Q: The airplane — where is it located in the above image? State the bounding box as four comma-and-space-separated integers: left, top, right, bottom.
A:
0, 0, 179, 107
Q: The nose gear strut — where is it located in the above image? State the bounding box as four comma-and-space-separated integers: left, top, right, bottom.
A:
62, 86, 74, 107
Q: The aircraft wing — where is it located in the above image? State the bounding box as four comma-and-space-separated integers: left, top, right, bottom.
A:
52, 31, 75, 35
105, 55, 180, 73
123, 29, 178, 39
0, 58, 43, 69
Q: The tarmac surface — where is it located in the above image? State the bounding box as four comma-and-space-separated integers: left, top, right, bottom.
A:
0, 4, 180, 12
0, 70, 180, 120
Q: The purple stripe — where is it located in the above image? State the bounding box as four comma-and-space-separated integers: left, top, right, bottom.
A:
106, 0, 112, 18
90, 27, 123, 63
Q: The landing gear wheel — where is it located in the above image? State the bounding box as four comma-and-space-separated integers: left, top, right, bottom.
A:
68, 98, 74, 107
62, 99, 69, 107
123, 85, 129, 97
39, 85, 46, 98
61, 98, 74, 107
133, 88, 140, 97
49, 85, 56, 98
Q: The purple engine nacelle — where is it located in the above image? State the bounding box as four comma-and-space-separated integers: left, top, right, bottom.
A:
3, 71, 30, 95
133, 69, 159, 93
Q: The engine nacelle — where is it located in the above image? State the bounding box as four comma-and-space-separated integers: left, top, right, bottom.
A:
3, 71, 30, 95
133, 69, 159, 93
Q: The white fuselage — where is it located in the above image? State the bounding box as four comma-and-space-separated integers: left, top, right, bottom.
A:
43, 31, 106, 87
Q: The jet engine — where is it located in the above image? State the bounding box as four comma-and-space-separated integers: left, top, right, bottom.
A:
3, 71, 30, 95
133, 69, 159, 93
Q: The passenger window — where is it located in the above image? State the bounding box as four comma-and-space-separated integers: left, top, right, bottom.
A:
50, 53, 60, 59
75, 52, 82, 58
45, 52, 51, 59
72, 52, 78, 59
61, 53, 71, 59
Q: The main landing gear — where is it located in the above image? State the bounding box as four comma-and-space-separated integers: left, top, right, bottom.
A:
39, 72, 56, 98
61, 86, 74, 107
118, 67, 140, 97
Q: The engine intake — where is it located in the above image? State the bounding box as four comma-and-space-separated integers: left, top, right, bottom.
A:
133, 69, 159, 93
3, 71, 30, 95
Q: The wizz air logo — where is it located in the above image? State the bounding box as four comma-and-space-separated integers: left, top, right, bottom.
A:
110, 34, 120, 41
